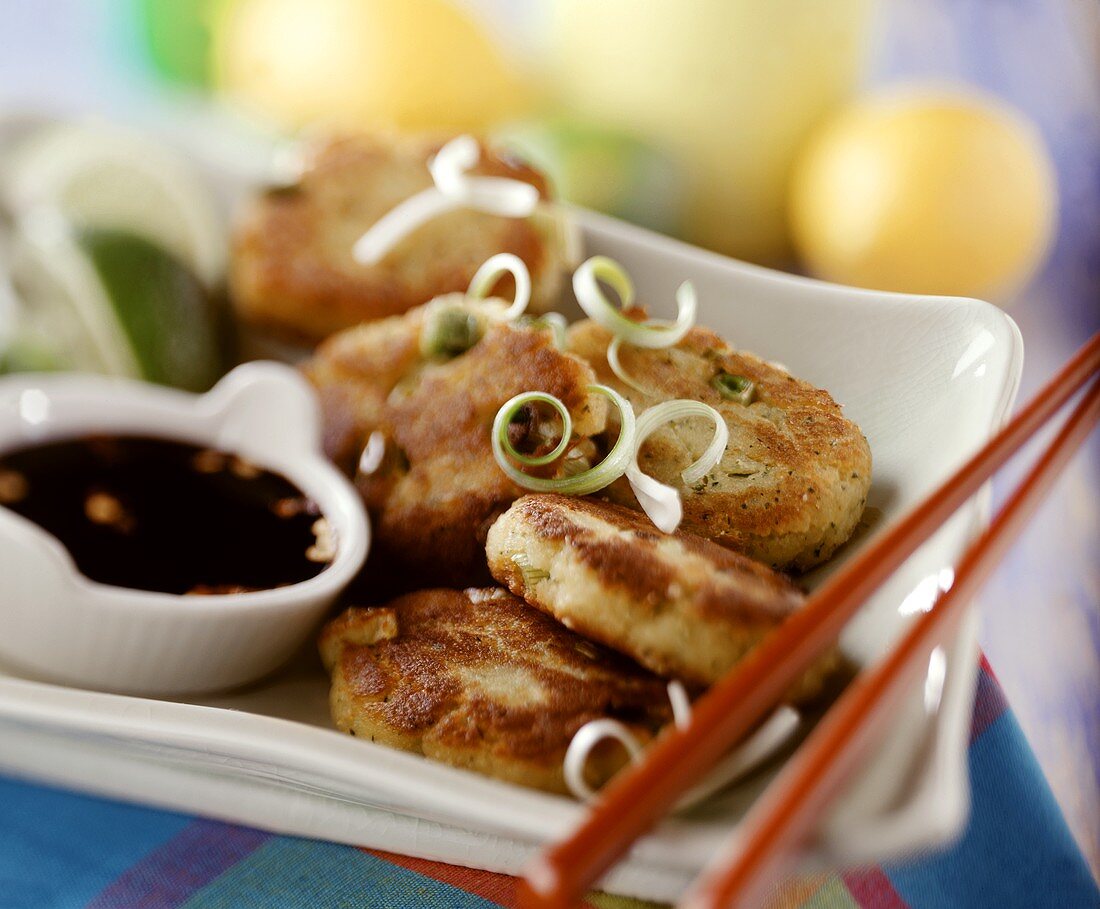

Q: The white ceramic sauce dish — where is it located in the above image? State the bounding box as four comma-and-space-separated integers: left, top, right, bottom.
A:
0, 361, 369, 696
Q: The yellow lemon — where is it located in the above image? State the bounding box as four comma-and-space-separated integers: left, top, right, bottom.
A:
212, 0, 530, 132
789, 89, 1058, 300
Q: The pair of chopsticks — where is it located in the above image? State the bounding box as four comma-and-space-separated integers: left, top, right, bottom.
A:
519, 331, 1100, 909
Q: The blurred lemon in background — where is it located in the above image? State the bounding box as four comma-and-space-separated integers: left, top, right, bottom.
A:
212, 0, 531, 132
789, 89, 1058, 300
548, 0, 873, 264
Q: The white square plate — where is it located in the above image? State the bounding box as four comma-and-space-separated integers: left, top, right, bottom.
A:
0, 182, 1021, 900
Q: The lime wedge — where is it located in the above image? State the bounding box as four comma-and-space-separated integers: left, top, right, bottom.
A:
0, 337, 65, 374
2, 123, 226, 287
8, 214, 139, 377
7, 216, 224, 390
78, 227, 224, 391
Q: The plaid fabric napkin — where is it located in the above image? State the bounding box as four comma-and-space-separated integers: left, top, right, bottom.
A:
0, 657, 1096, 908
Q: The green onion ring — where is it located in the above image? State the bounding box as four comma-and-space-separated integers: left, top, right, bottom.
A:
494, 391, 573, 468
535, 312, 569, 349
607, 335, 652, 394
468, 252, 532, 321
354, 135, 538, 265
573, 256, 697, 350
634, 399, 728, 485
492, 384, 636, 494
625, 399, 728, 532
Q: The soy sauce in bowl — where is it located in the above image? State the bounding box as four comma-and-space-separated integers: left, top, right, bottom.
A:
0, 435, 331, 595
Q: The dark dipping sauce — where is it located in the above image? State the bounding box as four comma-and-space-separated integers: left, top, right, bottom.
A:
0, 435, 330, 595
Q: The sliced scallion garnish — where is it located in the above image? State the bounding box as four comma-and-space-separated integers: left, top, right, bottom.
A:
467, 252, 531, 321
712, 371, 755, 405
491, 384, 636, 495
510, 551, 550, 584
667, 680, 692, 731
572, 256, 697, 350
353, 135, 540, 265
563, 718, 644, 803
625, 399, 728, 532
420, 306, 483, 359
525, 311, 568, 349
607, 335, 650, 394
496, 391, 573, 468
358, 431, 386, 475
563, 680, 691, 802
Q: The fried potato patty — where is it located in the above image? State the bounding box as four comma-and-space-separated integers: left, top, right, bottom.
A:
568, 320, 872, 572
303, 299, 607, 585
230, 132, 571, 343
318, 588, 672, 794
486, 494, 842, 702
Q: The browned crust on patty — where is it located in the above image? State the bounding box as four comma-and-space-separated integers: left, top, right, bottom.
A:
567, 320, 872, 572
509, 494, 800, 624
486, 494, 841, 701
302, 301, 607, 585
230, 132, 566, 343
318, 587, 672, 793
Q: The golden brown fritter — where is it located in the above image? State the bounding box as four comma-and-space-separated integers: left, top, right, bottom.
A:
486, 494, 843, 702
231, 132, 572, 343
568, 320, 872, 572
302, 299, 607, 586
318, 587, 672, 794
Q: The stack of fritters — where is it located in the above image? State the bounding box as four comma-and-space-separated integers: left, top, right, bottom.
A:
285, 203, 870, 792
304, 298, 607, 586
320, 496, 843, 794
485, 494, 842, 703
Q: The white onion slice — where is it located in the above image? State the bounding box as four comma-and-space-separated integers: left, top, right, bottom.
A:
352, 188, 459, 265
563, 704, 801, 807
535, 312, 568, 349
667, 681, 692, 731
468, 252, 531, 321
573, 256, 697, 350
626, 400, 728, 533
607, 335, 651, 395
678, 707, 801, 808
624, 467, 682, 534
427, 134, 479, 196
563, 719, 644, 803
491, 385, 636, 496
357, 431, 386, 475
354, 135, 540, 265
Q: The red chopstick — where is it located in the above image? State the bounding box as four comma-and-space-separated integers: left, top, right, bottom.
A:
517, 331, 1100, 908
682, 374, 1100, 908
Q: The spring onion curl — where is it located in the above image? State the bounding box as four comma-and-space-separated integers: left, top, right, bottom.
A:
564, 681, 692, 802
529, 312, 568, 350
492, 385, 636, 495
564, 719, 643, 802
606, 335, 649, 394
353, 135, 540, 265
572, 256, 697, 350
573, 256, 698, 392
495, 391, 574, 469
467, 253, 531, 322
358, 431, 386, 475
564, 695, 801, 807
624, 400, 728, 533
666, 680, 692, 731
